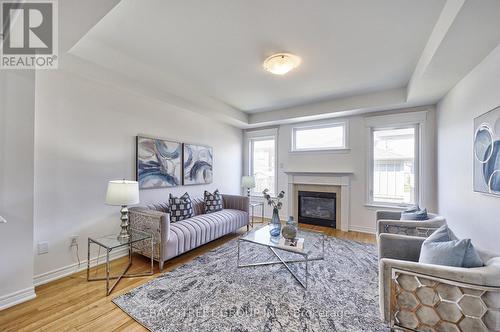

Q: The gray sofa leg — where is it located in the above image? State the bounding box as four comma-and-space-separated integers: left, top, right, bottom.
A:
159, 260, 164, 271
247, 224, 250, 231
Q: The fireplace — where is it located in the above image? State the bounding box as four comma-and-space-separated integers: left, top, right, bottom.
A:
298, 191, 336, 228
287, 171, 351, 231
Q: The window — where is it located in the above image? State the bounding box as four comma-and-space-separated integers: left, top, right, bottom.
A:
369, 126, 418, 206
249, 137, 276, 196
292, 122, 346, 151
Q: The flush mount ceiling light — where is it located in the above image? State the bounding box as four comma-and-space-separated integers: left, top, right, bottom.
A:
263, 53, 301, 75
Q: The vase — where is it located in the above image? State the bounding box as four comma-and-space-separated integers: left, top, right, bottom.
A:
282, 216, 298, 241
269, 207, 281, 237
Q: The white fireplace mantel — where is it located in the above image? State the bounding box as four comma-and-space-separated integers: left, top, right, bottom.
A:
285, 170, 353, 232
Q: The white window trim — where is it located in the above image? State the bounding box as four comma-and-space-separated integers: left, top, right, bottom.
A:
245, 128, 278, 197
365, 111, 428, 209
290, 121, 349, 152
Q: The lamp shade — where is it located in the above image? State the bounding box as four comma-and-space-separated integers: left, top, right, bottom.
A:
105, 180, 139, 206
241, 176, 256, 188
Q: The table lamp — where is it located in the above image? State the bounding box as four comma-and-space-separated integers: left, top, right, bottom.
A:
105, 180, 139, 240
241, 176, 256, 197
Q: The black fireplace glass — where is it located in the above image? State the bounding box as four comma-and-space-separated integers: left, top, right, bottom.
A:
298, 191, 336, 228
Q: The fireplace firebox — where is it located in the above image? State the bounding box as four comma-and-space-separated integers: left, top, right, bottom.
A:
298, 191, 336, 228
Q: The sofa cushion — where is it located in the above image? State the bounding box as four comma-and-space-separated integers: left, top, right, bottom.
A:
166, 209, 249, 257
169, 192, 194, 222
204, 189, 223, 213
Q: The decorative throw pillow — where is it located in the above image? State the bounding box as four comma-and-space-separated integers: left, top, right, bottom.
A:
462, 242, 484, 268
419, 239, 470, 267
447, 227, 484, 268
419, 225, 483, 268
401, 208, 429, 220
404, 205, 420, 213
425, 224, 454, 242
169, 193, 194, 222
204, 189, 223, 213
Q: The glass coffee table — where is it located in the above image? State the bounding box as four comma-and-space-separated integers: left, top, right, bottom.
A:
237, 225, 325, 288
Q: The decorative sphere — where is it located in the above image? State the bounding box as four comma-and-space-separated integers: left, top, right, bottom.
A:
282, 224, 297, 240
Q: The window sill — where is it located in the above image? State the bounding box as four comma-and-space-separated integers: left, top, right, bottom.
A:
289, 148, 350, 154
364, 203, 411, 211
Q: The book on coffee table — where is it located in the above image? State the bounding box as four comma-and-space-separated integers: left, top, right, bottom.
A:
278, 237, 304, 250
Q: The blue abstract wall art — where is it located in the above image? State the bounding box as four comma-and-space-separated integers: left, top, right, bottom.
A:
473, 106, 500, 195
136, 136, 181, 189
183, 144, 213, 185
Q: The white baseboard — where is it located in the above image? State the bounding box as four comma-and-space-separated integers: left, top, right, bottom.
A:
349, 225, 376, 234
33, 247, 129, 287
0, 286, 36, 311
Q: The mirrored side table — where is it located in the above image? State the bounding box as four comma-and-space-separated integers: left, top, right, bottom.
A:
249, 201, 265, 227
87, 228, 153, 295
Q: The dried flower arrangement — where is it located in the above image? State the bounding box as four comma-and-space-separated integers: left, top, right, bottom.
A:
262, 189, 285, 210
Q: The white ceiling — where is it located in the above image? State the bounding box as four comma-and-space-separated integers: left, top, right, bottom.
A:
68, 0, 500, 127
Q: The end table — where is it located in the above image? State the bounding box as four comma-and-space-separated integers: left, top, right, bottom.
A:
87, 228, 153, 295
249, 201, 265, 227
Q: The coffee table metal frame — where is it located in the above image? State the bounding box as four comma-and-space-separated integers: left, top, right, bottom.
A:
237, 226, 325, 289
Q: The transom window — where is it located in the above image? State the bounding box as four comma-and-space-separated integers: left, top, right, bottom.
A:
369, 126, 418, 206
292, 123, 346, 151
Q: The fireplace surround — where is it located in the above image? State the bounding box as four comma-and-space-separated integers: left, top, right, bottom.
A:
285, 171, 352, 231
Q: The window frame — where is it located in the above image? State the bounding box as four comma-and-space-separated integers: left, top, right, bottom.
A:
367, 123, 421, 208
248, 134, 278, 197
291, 121, 348, 152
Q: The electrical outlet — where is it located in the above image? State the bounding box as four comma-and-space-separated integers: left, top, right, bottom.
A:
70, 235, 79, 247
37, 241, 49, 254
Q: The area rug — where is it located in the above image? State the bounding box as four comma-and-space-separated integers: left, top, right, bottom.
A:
113, 234, 389, 331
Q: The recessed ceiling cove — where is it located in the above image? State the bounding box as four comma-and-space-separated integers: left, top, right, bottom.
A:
70, 0, 446, 114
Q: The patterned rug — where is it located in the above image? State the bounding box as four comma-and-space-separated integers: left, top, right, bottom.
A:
113, 233, 389, 331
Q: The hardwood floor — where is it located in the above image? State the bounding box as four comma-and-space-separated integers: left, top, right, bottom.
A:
0, 221, 375, 331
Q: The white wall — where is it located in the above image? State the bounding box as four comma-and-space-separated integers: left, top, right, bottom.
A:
244, 108, 437, 233
33, 69, 242, 281
437, 44, 500, 253
0, 71, 36, 309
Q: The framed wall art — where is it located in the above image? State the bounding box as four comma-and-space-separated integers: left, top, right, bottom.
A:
136, 136, 182, 189
182, 143, 213, 185
473, 106, 500, 196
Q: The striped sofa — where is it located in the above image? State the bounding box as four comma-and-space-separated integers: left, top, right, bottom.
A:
129, 194, 249, 270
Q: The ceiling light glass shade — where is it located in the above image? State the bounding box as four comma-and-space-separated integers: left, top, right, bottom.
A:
263, 53, 301, 75
105, 180, 139, 206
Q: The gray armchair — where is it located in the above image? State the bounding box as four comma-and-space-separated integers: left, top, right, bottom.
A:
378, 233, 500, 331
376, 210, 446, 238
